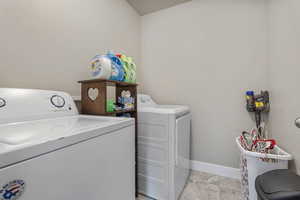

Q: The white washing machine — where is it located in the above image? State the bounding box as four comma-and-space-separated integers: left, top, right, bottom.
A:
0, 88, 135, 200
137, 94, 191, 200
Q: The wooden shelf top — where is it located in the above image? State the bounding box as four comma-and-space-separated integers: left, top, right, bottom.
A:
78, 79, 138, 87
105, 109, 136, 115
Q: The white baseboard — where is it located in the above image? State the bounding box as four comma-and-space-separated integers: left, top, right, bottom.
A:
190, 160, 241, 180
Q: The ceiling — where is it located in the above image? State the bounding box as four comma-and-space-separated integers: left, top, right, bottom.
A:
126, 0, 191, 16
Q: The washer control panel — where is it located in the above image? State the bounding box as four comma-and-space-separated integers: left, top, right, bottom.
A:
50, 95, 65, 108
0, 89, 78, 123
0, 98, 6, 108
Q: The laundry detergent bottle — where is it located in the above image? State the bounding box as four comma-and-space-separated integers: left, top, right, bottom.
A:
116, 54, 137, 83
107, 51, 125, 81
90, 55, 112, 80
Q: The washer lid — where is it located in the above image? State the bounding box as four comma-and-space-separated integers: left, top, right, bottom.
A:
0, 115, 134, 168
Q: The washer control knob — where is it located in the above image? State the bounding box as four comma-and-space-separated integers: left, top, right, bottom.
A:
0, 98, 6, 108
50, 95, 65, 108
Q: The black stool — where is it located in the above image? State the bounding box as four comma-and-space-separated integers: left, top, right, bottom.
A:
255, 169, 300, 200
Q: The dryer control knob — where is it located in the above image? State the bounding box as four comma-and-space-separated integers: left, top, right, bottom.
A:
0, 98, 6, 108
295, 117, 300, 128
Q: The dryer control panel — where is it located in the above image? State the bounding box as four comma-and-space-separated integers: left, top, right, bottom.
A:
137, 94, 157, 107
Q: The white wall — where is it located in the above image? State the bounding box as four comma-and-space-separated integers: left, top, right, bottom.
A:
2, 0, 299, 172
141, 0, 268, 168
268, 0, 300, 173
0, 0, 140, 96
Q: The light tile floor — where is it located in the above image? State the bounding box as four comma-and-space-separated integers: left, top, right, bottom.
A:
137, 170, 241, 200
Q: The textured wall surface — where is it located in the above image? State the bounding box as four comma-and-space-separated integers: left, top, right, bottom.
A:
0, 0, 141, 96
140, 0, 268, 168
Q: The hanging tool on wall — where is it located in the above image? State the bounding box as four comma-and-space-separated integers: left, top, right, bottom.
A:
246, 90, 270, 137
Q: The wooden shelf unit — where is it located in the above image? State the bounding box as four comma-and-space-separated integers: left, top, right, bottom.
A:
78, 78, 138, 196
79, 78, 138, 86
78, 79, 137, 115
105, 109, 136, 115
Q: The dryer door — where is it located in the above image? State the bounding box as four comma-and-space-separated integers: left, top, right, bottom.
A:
174, 113, 191, 199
